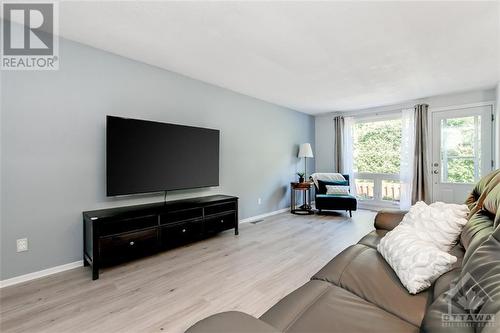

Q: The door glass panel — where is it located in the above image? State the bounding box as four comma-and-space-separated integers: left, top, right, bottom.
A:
440, 116, 481, 184
381, 179, 400, 203
355, 179, 374, 200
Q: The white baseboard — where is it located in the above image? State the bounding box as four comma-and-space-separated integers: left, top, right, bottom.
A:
0, 208, 293, 288
239, 207, 290, 224
0, 260, 83, 288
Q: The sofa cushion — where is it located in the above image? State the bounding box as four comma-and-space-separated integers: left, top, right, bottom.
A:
460, 225, 500, 331
311, 244, 369, 285
422, 225, 500, 333
432, 243, 465, 299
482, 183, 500, 227
186, 311, 280, 333
259, 280, 331, 331
461, 211, 494, 263
465, 169, 500, 211
312, 244, 431, 327
421, 293, 475, 333
261, 281, 418, 333
358, 229, 388, 248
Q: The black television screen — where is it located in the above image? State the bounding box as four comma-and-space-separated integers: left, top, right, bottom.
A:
106, 116, 220, 196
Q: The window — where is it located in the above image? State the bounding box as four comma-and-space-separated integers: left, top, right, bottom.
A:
440, 116, 481, 184
354, 179, 374, 200
381, 179, 400, 203
352, 117, 402, 206
353, 118, 402, 174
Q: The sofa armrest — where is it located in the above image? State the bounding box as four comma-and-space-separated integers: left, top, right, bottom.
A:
374, 209, 407, 231
185, 311, 281, 333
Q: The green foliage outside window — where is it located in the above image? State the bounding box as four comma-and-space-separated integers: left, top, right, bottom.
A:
352, 116, 479, 184
441, 116, 480, 183
353, 119, 402, 174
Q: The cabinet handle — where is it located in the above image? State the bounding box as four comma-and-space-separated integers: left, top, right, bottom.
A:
220, 219, 224, 223
129, 241, 135, 246
182, 229, 186, 233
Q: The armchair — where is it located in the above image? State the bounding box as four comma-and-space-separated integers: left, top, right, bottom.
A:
313, 174, 357, 217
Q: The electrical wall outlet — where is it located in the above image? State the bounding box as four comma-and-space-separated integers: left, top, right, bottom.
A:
258, 198, 262, 205
16, 238, 28, 252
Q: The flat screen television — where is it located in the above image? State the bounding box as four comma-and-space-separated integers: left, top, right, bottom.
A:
106, 116, 220, 196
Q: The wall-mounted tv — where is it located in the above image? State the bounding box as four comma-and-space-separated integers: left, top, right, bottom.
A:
106, 116, 220, 196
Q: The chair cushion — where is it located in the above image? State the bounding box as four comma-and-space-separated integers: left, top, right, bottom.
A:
316, 194, 355, 199
261, 281, 418, 333
315, 194, 357, 211
312, 244, 431, 327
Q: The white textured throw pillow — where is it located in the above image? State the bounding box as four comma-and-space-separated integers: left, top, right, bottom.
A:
400, 201, 468, 251
325, 185, 349, 195
377, 224, 457, 294
377, 201, 469, 294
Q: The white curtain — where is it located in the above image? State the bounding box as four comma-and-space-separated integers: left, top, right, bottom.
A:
400, 108, 415, 210
342, 116, 356, 195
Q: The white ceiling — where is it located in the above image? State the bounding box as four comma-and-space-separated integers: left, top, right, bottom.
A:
57, 2, 500, 113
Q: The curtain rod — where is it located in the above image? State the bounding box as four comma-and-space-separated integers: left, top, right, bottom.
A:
332, 107, 408, 118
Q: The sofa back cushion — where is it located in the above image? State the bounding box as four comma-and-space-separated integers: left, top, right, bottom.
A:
460, 211, 494, 263
483, 183, 500, 227
422, 223, 500, 332
460, 170, 500, 252
423, 170, 500, 331
465, 169, 500, 211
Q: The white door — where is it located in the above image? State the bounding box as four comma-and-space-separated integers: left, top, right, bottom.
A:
431, 106, 493, 203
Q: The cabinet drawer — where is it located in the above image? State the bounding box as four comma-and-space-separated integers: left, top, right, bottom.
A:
161, 208, 203, 225
204, 201, 237, 216
205, 212, 236, 233
100, 228, 158, 264
160, 220, 202, 249
100, 215, 157, 236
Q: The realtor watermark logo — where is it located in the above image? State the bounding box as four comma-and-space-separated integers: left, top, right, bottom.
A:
1, 1, 59, 70
442, 272, 495, 328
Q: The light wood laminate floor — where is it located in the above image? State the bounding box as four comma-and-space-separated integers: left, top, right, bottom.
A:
0, 210, 376, 333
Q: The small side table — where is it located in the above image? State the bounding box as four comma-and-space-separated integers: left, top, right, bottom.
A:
290, 182, 313, 215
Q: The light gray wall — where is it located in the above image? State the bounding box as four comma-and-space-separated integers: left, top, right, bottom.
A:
0, 39, 315, 280
315, 88, 497, 172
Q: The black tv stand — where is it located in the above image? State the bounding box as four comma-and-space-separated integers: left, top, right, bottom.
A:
83, 195, 238, 280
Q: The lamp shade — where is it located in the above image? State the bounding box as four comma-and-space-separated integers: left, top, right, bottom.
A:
298, 143, 313, 158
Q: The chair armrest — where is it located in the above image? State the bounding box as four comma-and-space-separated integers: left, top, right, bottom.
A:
374, 209, 407, 231
185, 311, 281, 333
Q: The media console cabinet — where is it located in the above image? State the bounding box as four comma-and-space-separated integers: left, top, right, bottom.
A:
83, 195, 238, 280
